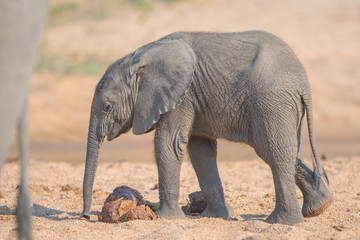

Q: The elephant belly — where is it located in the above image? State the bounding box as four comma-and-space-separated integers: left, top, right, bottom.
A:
190, 112, 250, 144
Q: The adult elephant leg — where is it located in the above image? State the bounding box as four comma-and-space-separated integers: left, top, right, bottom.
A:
154, 109, 192, 219
295, 157, 333, 217
187, 136, 232, 217
16, 100, 32, 240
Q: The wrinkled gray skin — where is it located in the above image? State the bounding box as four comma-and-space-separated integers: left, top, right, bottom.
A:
82, 31, 333, 225
0, 1, 49, 239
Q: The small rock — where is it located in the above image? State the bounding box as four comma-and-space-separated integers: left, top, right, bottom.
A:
0, 190, 5, 198
104, 185, 144, 205
189, 191, 207, 213
120, 205, 156, 222
182, 191, 207, 215
151, 183, 159, 190
333, 224, 346, 231
264, 193, 275, 199
98, 199, 136, 223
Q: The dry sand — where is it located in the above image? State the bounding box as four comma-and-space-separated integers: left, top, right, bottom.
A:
1, 157, 360, 239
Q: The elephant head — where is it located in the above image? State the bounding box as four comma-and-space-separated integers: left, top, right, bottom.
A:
81, 39, 196, 218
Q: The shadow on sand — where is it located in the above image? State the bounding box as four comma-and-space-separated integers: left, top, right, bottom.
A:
240, 214, 267, 222
0, 204, 99, 223
1, 204, 270, 223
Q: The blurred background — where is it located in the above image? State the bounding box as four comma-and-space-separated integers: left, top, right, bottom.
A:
16, 0, 360, 163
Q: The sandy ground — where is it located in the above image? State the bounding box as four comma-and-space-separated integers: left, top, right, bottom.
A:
1, 156, 360, 239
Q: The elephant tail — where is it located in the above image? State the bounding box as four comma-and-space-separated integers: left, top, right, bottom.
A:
301, 94, 329, 190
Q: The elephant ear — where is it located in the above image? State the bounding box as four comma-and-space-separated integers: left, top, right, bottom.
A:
130, 39, 196, 135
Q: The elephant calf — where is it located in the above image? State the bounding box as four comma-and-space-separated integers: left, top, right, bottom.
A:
81, 31, 332, 225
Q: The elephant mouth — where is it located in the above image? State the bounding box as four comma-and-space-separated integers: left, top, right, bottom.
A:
107, 124, 121, 141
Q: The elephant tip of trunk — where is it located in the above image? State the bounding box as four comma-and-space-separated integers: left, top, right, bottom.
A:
81, 212, 91, 220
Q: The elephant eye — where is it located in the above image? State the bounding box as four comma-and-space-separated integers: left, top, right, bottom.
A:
103, 103, 111, 112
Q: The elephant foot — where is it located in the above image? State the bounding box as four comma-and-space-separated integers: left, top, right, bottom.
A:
295, 157, 333, 218
201, 203, 233, 218
265, 209, 304, 226
155, 205, 185, 219
302, 189, 333, 218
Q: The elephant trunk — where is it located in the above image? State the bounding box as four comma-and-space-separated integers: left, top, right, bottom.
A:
81, 116, 102, 219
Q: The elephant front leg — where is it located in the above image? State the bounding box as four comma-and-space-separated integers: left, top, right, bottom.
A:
295, 157, 333, 217
154, 124, 189, 219
187, 136, 233, 217
156, 163, 185, 219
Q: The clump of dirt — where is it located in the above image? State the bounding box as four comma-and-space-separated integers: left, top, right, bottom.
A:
60, 184, 79, 191
120, 205, 156, 222
104, 185, 144, 205
182, 191, 207, 216
99, 199, 137, 223
27, 184, 52, 196
98, 185, 158, 223
0, 190, 5, 198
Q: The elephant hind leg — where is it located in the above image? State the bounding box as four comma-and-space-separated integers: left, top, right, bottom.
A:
295, 157, 333, 217
187, 136, 233, 218
248, 93, 305, 225
251, 120, 304, 224
263, 146, 304, 225
252, 135, 304, 224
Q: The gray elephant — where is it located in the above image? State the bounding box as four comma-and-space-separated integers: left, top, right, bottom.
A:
0, 1, 49, 239
81, 31, 332, 225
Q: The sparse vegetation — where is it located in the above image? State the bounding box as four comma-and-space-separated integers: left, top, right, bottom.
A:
125, 0, 186, 12
50, 2, 79, 17
35, 46, 108, 75
37, 0, 188, 75
125, 0, 155, 12
90, 9, 110, 20
48, 0, 186, 24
